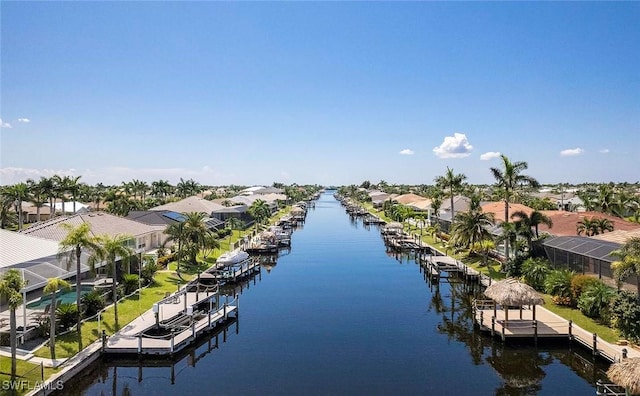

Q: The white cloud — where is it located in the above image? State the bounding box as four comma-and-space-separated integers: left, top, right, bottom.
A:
433, 133, 473, 158
17, 118, 30, 123
0, 118, 12, 128
480, 151, 501, 161
399, 149, 415, 155
560, 148, 584, 156
599, 148, 610, 154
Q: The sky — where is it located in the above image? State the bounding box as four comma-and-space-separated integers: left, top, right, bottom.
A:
1, 2, 639, 187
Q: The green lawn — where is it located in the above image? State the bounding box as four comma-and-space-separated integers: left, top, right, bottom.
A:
0, 359, 58, 396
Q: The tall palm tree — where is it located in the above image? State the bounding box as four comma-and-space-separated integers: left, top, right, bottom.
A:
164, 221, 186, 273
66, 176, 82, 214
435, 167, 467, 224
490, 154, 539, 259
611, 237, 640, 299
43, 278, 71, 361
7, 182, 30, 230
0, 269, 27, 380
92, 234, 134, 328
58, 223, 101, 349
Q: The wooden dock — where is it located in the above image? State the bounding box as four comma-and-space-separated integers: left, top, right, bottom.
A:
472, 299, 640, 363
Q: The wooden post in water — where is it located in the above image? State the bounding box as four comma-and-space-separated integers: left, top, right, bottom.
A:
138, 334, 142, 354
533, 320, 538, 347
592, 333, 598, 356
491, 316, 496, 336
170, 329, 175, 354
568, 320, 573, 342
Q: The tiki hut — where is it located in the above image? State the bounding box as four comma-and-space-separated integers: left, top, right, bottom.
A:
607, 357, 640, 395
484, 278, 544, 324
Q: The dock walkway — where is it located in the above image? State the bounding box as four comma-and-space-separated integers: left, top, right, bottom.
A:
105, 289, 237, 355
473, 300, 640, 363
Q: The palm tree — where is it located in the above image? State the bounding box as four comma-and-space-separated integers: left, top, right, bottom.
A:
0, 269, 27, 380
38, 176, 56, 218
92, 234, 134, 328
611, 237, 640, 299
576, 217, 600, 236
164, 221, 186, 273
511, 210, 553, 252
43, 278, 71, 361
0, 190, 18, 229
435, 167, 467, 224
449, 209, 495, 252
490, 154, 539, 259
595, 217, 614, 235
7, 182, 30, 230
58, 223, 101, 349
471, 239, 496, 267
248, 199, 271, 228
66, 176, 82, 214
226, 217, 244, 238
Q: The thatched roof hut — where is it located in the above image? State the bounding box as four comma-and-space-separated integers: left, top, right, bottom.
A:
484, 278, 544, 306
484, 278, 544, 323
607, 357, 640, 395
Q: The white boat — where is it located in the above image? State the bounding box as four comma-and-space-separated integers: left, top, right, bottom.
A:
216, 250, 250, 266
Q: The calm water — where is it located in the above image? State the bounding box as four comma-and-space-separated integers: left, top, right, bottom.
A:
65, 192, 608, 395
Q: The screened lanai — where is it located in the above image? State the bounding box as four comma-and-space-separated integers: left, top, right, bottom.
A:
542, 236, 636, 289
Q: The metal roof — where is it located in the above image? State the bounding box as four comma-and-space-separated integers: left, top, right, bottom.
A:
0, 229, 91, 292
542, 236, 621, 262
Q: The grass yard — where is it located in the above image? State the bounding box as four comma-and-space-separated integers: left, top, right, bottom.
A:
0, 359, 58, 396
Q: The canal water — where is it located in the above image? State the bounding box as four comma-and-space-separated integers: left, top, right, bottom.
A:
65, 192, 608, 395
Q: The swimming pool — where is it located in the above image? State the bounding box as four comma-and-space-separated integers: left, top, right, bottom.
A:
27, 285, 95, 309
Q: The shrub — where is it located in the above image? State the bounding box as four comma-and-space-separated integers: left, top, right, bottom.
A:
81, 289, 106, 317
122, 274, 140, 295
577, 281, 616, 321
520, 257, 551, 291
610, 291, 640, 343
157, 253, 175, 268
545, 269, 575, 306
35, 316, 50, 338
56, 303, 78, 330
571, 275, 601, 302
141, 260, 158, 285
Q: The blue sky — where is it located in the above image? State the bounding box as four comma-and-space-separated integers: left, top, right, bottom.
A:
1, 2, 639, 186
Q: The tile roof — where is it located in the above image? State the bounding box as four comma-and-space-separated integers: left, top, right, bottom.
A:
591, 228, 640, 244
537, 211, 640, 237
150, 196, 226, 214
20, 212, 158, 241
480, 202, 535, 223
393, 193, 427, 205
